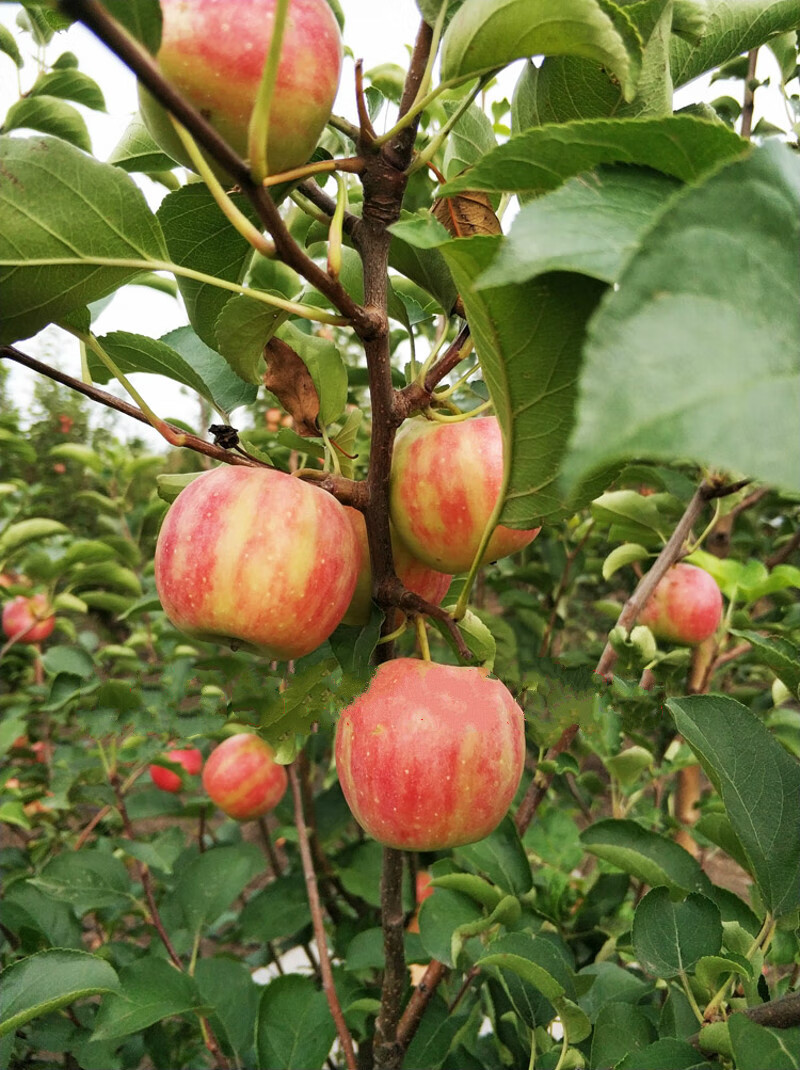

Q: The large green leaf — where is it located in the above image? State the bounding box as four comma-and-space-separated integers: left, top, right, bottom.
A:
581, 819, 712, 896
440, 0, 642, 100
731, 629, 800, 699
255, 974, 337, 1070
478, 166, 679, 288
30, 851, 134, 914
564, 142, 800, 495
633, 888, 722, 978
0, 950, 120, 1039
440, 115, 746, 197
727, 1014, 800, 1070
0, 135, 167, 345
29, 69, 106, 111
3, 96, 92, 152
671, 0, 800, 88
107, 113, 179, 174
91, 958, 208, 1042
590, 1002, 656, 1068
157, 183, 261, 349
439, 237, 605, 525
161, 326, 258, 415
668, 694, 800, 917
175, 844, 265, 935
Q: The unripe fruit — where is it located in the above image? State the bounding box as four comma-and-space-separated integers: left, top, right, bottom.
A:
335, 659, 526, 851
139, 0, 343, 178
639, 563, 723, 646
154, 465, 360, 660
149, 747, 204, 793
203, 733, 288, 820
390, 416, 541, 574
341, 507, 452, 626
2, 594, 55, 643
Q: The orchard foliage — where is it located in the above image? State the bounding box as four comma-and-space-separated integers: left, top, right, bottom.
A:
2, 1, 800, 1069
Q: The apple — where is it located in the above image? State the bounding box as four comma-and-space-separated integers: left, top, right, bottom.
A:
389, 416, 541, 574
1, 594, 55, 643
202, 733, 287, 820
335, 658, 526, 851
638, 563, 723, 646
341, 507, 452, 626
149, 747, 204, 793
139, 0, 343, 178
407, 870, 434, 933
154, 465, 360, 660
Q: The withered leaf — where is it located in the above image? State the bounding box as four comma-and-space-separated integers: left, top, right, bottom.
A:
263, 337, 320, 437
432, 191, 501, 317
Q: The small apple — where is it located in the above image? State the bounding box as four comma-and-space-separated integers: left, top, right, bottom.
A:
154, 465, 360, 660
407, 870, 434, 934
341, 508, 452, 627
149, 747, 204, 793
390, 416, 541, 574
139, 0, 342, 178
2, 594, 55, 643
638, 563, 723, 646
335, 658, 526, 851
203, 733, 287, 820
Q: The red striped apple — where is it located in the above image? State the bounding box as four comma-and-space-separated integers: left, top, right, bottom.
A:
639, 562, 723, 646
139, 0, 342, 178
149, 747, 204, 793
154, 465, 360, 660
335, 659, 526, 850
341, 507, 452, 626
2, 594, 55, 643
203, 733, 287, 820
389, 416, 541, 574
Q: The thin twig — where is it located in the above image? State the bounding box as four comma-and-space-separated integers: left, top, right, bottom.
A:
767, 526, 800, 567
740, 48, 760, 140
288, 763, 357, 1070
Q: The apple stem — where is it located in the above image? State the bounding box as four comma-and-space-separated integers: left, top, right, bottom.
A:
415, 615, 432, 661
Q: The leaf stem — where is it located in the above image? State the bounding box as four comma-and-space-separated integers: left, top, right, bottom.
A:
248, 0, 290, 181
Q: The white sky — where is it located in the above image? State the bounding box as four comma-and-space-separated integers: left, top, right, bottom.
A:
0, 3, 789, 442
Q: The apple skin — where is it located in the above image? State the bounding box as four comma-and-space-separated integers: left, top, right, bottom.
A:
341, 508, 452, 627
639, 563, 723, 646
335, 658, 526, 851
149, 747, 204, 793
139, 0, 342, 177
1, 594, 55, 643
202, 733, 287, 820
389, 416, 541, 574
154, 465, 360, 660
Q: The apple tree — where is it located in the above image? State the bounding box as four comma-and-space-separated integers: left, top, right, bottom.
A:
2, 1, 800, 1068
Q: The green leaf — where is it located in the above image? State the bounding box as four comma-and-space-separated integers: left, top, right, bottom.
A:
277, 322, 347, 426
577, 961, 651, 1022
255, 974, 337, 1070
85, 330, 217, 409
69, 562, 142, 597
49, 443, 104, 472
731, 629, 800, 699
402, 996, 462, 1070
590, 1002, 656, 1068
102, 0, 162, 53
633, 888, 722, 978
617, 1037, 717, 1069
91, 957, 208, 1042
239, 873, 312, 942
59, 538, 118, 568
694, 953, 752, 995
175, 844, 265, 935
157, 183, 262, 349
0, 517, 68, 557
581, 819, 712, 896
0, 135, 167, 346
440, 115, 746, 198
0, 950, 119, 1039
671, 0, 800, 88
668, 694, 800, 917
107, 113, 179, 173
442, 101, 497, 181
440, 239, 605, 525
441, 0, 642, 101
565, 142, 800, 495
161, 326, 258, 415
602, 542, 652, 581
194, 958, 260, 1063
0, 23, 23, 68
418, 881, 484, 966
694, 812, 752, 874
389, 213, 458, 313
478, 167, 679, 288
728, 1015, 800, 1069
478, 931, 575, 1002
215, 294, 289, 384
41, 645, 95, 680
29, 69, 106, 111
454, 816, 532, 895
3, 96, 92, 152
31, 851, 134, 914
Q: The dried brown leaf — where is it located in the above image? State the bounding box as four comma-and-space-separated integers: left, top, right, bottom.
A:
432, 191, 501, 239
263, 337, 320, 437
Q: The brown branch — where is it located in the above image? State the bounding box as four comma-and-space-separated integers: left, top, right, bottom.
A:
395, 325, 472, 421
59, 0, 380, 337
355, 59, 377, 145
373, 848, 407, 1069
297, 180, 362, 239
385, 19, 435, 171
1, 346, 260, 467
767, 526, 800, 568
288, 763, 357, 1070
396, 960, 449, 1050
740, 48, 760, 140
